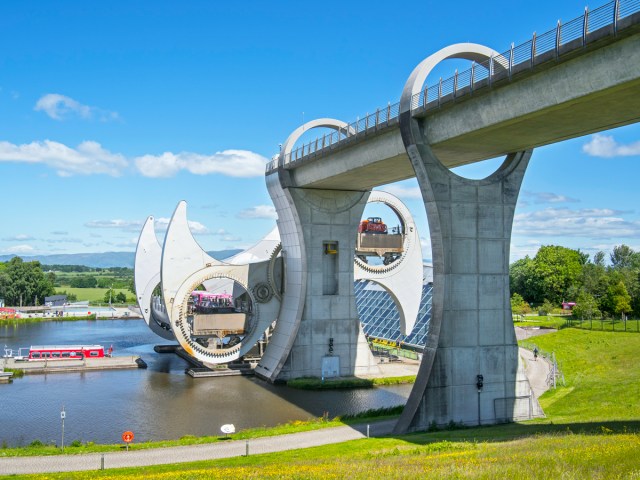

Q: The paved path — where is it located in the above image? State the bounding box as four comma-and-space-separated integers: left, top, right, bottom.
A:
519, 347, 551, 400
0, 420, 395, 475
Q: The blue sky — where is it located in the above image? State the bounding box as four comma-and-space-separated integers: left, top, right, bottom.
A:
1, 0, 639, 262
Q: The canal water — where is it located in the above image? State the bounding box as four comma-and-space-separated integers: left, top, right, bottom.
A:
0, 319, 410, 446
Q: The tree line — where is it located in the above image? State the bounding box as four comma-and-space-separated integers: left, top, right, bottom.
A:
510, 244, 640, 320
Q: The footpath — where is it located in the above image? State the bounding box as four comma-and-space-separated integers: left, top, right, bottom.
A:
0, 420, 395, 475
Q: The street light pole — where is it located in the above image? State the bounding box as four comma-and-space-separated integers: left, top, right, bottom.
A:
60, 405, 66, 451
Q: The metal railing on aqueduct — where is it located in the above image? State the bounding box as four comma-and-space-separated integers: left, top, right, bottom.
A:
266, 0, 640, 173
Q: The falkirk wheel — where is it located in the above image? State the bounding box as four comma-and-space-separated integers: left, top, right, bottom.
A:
134, 190, 423, 370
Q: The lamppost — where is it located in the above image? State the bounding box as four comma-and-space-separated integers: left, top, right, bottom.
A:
60, 405, 66, 451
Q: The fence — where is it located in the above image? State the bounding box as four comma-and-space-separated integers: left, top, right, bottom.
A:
267, 0, 640, 173
520, 341, 565, 388
566, 316, 640, 332
369, 341, 421, 361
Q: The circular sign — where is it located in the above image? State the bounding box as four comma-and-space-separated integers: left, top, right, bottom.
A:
220, 424, 235, 435
122, 431, 134, 443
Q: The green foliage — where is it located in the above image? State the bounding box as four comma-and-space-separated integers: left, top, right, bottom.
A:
69, 276, 97, 288
0, 257, 55, 306
511, 244, 640, 319
42, 264, 93, 273
287, 376, 374, 389
572, 291, 600, 319
101, 289, 127, 304
510, 292, 531, 315
604, 281, 632, 317
55, 290, 78, 302
538, 299, 555, 316
532, 246, 584, 305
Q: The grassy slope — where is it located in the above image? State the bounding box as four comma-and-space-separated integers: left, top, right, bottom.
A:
527, 329, 640, 423
56, 287, 132, 303
7, 328, 640, 479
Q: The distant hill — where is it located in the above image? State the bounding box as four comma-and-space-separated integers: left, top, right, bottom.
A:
0, 249, 243, 269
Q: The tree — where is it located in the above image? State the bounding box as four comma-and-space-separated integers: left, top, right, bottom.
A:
530, 246, 585, 305
0, 257, 55, 306
103, 288, 115, 304
509, 257, 536, 302
115, 292, 127, 303
572, 291, 600, 320
70, 276, 97, 288
538, 299, 556, 316
604, 281, 632, 319
593, 251, 606, 267
510, 292, 531, 315
610, 244, 635, 269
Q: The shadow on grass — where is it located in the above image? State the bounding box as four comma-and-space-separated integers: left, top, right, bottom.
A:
390, 419, 640, 445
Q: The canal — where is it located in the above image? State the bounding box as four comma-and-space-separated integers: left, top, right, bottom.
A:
0, 319, 410, 446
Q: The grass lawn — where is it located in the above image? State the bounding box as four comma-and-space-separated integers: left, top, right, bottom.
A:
5, 328, 640, 479
57, 287, 133, 304
513, 315, 569, 329
522, 328, 640, 424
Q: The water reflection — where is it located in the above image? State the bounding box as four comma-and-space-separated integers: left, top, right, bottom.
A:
0, 319, 409, 446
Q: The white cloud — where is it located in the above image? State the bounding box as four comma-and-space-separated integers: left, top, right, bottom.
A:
582, 134, 640, 158
510, 239, 543, 260
46, 238, 83, 244
2, 234, 33, 241
514, 207, 640, 239
34, 93, 119, 122
237, 205, 277, 220
4, 244, 35, 254
523, 191, 579, 204
51, 231, 68, 235
154, 217, 212, 235
134, 149, 268, 178
378, 185, 422, 200
85, 219, 143, 231
0, 140, 128, 176
0, 139, 268, 180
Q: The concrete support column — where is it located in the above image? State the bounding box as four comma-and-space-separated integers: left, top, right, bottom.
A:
256, 171, 379, 381
395, 137, 543, 431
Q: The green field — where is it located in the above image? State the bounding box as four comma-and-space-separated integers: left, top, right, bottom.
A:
524, 329, 640, 424
57, 287, 134, 304
7, 328, 640, 479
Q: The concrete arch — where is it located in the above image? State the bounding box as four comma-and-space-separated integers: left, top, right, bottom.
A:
400, 42, 504, 115
279, 118, 355, 167
354, 190, 423, 335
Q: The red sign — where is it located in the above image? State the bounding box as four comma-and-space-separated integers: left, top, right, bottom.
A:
122, 431, 134, 443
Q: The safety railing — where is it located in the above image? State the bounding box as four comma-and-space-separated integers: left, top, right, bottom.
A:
266, 0, 640, 174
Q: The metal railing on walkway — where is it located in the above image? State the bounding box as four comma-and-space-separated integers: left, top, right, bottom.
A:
266, 0, 640, 174
520, 341, 565, 388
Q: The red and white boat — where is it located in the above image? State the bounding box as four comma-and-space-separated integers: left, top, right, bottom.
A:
28, 345, 113, 360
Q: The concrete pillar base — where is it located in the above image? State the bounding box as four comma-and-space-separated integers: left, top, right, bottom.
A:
395, 139, 543, 432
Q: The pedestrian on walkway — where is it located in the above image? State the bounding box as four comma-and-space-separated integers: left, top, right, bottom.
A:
533, 347, 538, 361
